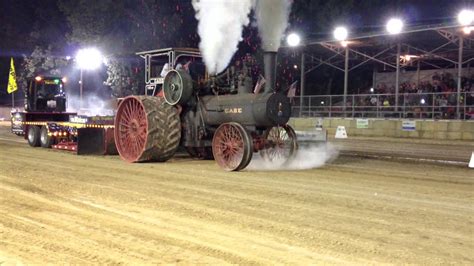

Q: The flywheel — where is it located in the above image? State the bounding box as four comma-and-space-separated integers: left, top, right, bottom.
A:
163, 69, 193, 105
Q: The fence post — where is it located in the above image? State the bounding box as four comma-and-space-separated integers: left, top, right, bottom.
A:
432, 93, 435, 119
352, 94, 355, 117
403, 93, 406, 118
376, 94, 380, 118
329, 96, 332, 118
457, 36, 463, 119
309, 96, 312, 116
463, 92, 466, 120
299, 96, 302, 117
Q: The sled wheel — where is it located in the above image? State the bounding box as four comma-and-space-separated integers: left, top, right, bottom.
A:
40, 126, 53, 148
28, 126, 41, 147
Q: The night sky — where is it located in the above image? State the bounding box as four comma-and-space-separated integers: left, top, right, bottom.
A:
0, 0, 471, 104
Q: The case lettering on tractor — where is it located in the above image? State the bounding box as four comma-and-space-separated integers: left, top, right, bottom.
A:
224, 108, 243, 114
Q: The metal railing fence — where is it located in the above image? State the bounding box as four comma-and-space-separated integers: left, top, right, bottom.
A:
291, 92, 474, 120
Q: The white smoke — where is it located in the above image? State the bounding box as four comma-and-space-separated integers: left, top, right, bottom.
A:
192, 0, 254, 74
67, 94, 115, 116
247, 143, 339, 171
255, 0, 291, 52
192, 0, 292, 73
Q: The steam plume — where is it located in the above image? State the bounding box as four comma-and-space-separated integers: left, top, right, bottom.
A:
67, 93, 115, 116
247, 143, 339, 171
192, 0, 254, 74
255, 0, 292, 52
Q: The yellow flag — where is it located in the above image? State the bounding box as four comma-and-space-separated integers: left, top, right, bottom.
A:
7, 57, 18, 94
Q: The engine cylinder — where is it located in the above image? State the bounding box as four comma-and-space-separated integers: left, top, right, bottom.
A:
200, 93, 291, 127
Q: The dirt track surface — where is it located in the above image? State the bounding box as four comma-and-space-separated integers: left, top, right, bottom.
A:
0, 126, 473, 264
331, 136, 474, 163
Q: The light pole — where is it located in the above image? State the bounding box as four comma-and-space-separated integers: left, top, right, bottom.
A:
386, 18, 404, 111
333, 26, 349, 114
457, 9, 473, 119
76, 48, 103, 110
286, 32, 303, 116
79, 69, 83, 110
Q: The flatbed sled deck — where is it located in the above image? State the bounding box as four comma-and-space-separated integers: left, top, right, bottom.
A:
12, 113, 117, 155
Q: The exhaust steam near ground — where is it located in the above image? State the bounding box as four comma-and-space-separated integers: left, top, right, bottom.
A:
66, 94, 115, 116
248, 143, 339, 171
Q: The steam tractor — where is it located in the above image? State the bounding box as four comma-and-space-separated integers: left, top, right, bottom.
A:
115, 48, 298, 171
11, 48, 298, 171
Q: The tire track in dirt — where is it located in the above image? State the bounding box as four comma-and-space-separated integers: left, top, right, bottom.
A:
1, 127, 473, 264
1, 158, 472, 264
0, 181, 352, 264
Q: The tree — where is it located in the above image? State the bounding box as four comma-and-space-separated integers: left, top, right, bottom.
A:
58, 0, 123, 50
20, 46, 69, 88
104, 58, 143, 97
57, 0, 198, 97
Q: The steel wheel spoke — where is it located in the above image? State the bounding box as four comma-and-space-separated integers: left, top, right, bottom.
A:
261, 125, 296, 163
213, 123, 248, 171
115, 97, 148, 162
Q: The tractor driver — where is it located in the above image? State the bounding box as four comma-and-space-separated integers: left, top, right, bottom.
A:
160, 63, 170, 77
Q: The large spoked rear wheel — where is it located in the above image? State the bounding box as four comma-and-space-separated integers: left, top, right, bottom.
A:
260, 125, 298, 164
114, 96, 181, 163
212, 122, 253, 171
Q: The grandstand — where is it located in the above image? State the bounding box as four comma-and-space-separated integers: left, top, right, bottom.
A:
287, 20, 474, 120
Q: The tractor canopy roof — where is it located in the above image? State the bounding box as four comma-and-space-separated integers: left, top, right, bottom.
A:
136, 47, 201, 58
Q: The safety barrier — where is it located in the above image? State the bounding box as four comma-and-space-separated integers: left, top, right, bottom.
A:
289, 117, 474, 141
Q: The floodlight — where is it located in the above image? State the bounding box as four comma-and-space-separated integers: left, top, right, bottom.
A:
386, 18, 404, 34
463, 26, 473, 34
76, 48, 103, 70
334, 26, 348, 41
287, 33, 301, 47
458, 9, 474, 26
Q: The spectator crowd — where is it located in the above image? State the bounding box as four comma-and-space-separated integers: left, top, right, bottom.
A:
356, 72, 474, 119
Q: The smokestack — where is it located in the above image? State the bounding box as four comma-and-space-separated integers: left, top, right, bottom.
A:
263, 51, 277, 93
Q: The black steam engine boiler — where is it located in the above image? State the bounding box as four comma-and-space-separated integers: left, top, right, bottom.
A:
114, 48, 297, 171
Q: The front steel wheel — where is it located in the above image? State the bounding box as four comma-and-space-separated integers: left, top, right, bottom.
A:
260, 125, 298, 164
212, 122, 253, 171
